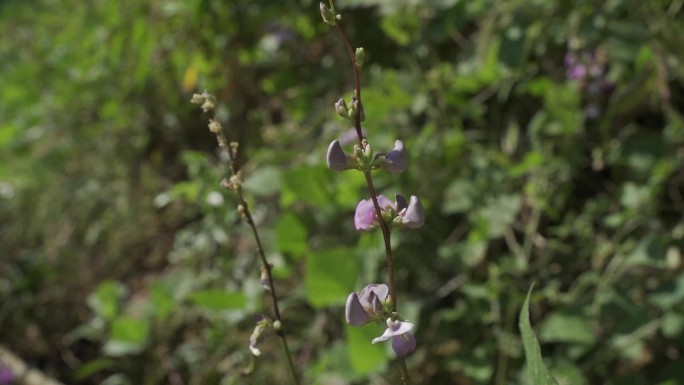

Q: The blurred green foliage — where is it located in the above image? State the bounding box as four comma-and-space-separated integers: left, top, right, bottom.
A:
1, 0, 684, 384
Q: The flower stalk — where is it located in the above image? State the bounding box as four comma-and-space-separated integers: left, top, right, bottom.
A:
323, 1, 415, 383
192, 93, 299, 385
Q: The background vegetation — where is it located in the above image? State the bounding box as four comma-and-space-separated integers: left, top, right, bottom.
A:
2, 0, 684, 384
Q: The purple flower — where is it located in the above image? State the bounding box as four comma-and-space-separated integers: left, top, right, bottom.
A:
345, 284, 389, 326
0, 367, 14, 385
354, 195, 393, 230
354, 194, 424, 230
372, 318, 417, 357
382, 140, 408, 174
326, 140, 354, 171
392, 330, 417, 357
396, 194, 424, 229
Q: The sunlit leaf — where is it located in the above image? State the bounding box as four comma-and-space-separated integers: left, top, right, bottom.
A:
189, 290, 246, 311
306, 248, 358, 308
519, 285, 559, 385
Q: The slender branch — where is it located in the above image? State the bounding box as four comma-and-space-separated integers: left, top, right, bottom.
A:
223, 134, 299, 385
333, 12, 410, 385
201, 110, 299, 385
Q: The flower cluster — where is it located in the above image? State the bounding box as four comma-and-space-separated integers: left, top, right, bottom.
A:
564, 50, 613, 119
345, 284, 416, 357
325, 101, 422, 357
354, 194, 424, 231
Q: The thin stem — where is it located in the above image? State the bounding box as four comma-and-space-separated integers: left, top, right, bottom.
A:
210, 120, 300, 385
335, 15, 398, 314
333, 14, 410, 385
399, 359, 411, 383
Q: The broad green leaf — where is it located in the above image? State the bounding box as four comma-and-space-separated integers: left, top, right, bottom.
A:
281, 165, 332, 208
87, 280, 126, 321
519, 285, 559, 385
345, 324, 387, 375
74, 358, 115, 381
149, 282, 175, 320
189, 290, 246, 311
539, 313, 595, 344
244, 166, 282, 196
276, 213, 308, 258
103, 316, 149, 357
306, 248, 358, 308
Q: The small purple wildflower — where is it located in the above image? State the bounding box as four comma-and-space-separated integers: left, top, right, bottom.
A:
326, 140, 354, 171
397, 194, 425, 229
354, 194, 424, 230
354, 195, 393, 230
345, 283, 389, 326
345, 285, 417, 356
371, 318, 417, 357
565, 49, 613, 120
382, 140, 408, 174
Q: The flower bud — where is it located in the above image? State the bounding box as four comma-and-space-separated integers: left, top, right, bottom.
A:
208, 119, 222, 133
335, 98, 348, 119
352, 96, 365, 122
320, 2, 336, 25
355, 47, 365, 67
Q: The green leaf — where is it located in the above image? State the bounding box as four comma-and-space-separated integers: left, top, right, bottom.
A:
345, 324, 387, 375
519, 284, 559, 385
87, 280, 126, 321
281, 165, 332, 208
189, 290, 246, 311
149, 282, 175, 320
243, 166, 282, 196
74, 358, 115, 381
306, 248, 358, 308
103, 316, 149, 357
539, 313, 595, 344
275, 213, 308, 258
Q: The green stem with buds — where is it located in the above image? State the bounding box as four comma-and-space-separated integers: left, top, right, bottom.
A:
203, 109, 300, 385
329, 2, 411, 384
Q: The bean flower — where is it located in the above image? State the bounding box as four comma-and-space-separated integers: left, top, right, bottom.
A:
354, 194, 424, 231
345, 284, 417, 357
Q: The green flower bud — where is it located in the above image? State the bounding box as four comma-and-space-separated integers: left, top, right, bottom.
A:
320, 2, 336, 25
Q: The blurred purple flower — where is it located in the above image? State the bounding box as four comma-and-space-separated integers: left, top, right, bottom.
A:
565, 49, 613, 120
372, 318, 417, 357
345, 283, 389, 326
0, 367, 14, 385
339, 127, 366, 146
565, 53, 587, 80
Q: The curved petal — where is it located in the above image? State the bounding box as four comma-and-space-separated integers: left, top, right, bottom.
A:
354, 199, 377, 230
345, 292, 370, 326
376, 194, 393, 211
383, 140, 408, 173
358, 283, 389, 310
402, 195, 425, 229
395, 193, 408, 213
392, 333, 416, 356
326, 140, 352, 171
372, 319, 415, 344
